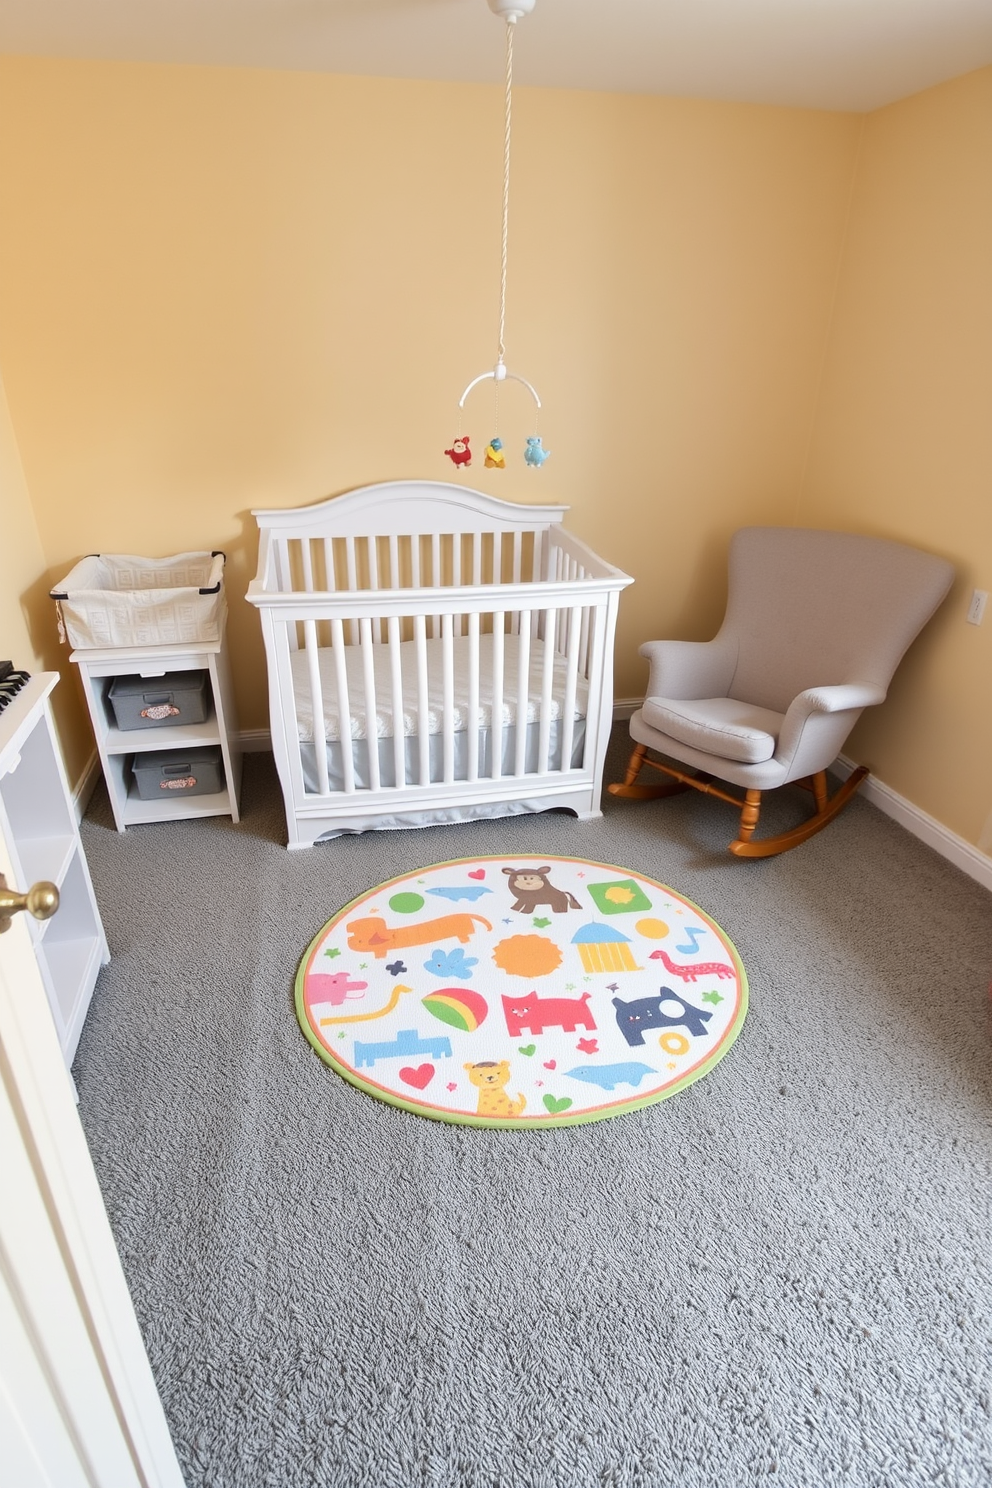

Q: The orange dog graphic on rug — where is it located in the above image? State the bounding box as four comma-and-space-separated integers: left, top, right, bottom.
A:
346, 912, 492, 959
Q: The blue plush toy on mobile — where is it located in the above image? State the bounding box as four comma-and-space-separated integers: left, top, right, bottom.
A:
524, 436, 550, 467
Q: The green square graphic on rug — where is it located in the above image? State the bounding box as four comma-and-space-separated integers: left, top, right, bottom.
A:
585, 878, 654, 915
295, 856, 748, 1128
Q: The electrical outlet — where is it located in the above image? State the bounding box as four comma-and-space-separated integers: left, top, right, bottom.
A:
966, 589, 987, 626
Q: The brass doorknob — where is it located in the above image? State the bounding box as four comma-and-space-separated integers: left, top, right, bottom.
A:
0, 872, 59, 934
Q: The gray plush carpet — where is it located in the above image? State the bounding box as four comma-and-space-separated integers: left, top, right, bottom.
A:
73, 729, 992, 1488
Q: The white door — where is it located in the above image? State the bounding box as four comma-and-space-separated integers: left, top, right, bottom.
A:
0, 848, 186, 1488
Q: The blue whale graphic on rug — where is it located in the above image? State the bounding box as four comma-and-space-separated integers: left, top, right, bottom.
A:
565, 1062, 656, 1092
427, 886, 492, 902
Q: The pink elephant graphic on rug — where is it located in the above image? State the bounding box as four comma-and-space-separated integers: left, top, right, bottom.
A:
305, 971, 368, 1008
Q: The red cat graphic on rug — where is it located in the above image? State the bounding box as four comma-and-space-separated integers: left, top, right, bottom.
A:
501, 989, 597, 1037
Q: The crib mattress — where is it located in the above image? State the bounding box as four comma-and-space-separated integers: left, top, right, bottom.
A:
290, 633, 589, 742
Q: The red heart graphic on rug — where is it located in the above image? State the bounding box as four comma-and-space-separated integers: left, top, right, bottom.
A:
468, 869, 486, 880
399, 1064, 435, 1090
543, 1059, 556, 1070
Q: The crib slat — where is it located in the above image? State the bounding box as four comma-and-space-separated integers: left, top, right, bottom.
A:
452, 538, 464, 635
345, 539, 359, 646
467, 611, 480, 783
323, 538, 336, 592
579, 605, 591, 677
388, 616, 406, 788
533, 529, 544, 584
431, 532, 442, 639
275, 542, 298, 649
492, 532, 502, 588
530, 531, 544, 640
491, 615, 504, 780
442, 613, 455, 784
304, 618, 330, 797
300, 538, 315, 593
514, 611, 531, 777
411, 535, 421, 589
415, 615, 430, 787
471, 534, 482, 587
537, 609, 555, 774
330, 617, 355, 794
359, 617, 380, 792
560, 605, 581, 772
388, 534, 399, 590
366, 538, 380, 640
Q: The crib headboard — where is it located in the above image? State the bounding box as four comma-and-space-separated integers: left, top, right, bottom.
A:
251, 480, 578, 597
253, 480, 568, 542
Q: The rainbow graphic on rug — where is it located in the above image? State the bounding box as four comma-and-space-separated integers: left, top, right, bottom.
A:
296, 856, 748, 1128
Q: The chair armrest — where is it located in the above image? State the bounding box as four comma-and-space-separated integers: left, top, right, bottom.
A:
790, 682, 887, 716
775, 682, 887, 776
638, 635, 737, 701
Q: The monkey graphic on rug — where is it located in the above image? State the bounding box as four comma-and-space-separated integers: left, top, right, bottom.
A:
502, 866, 581, 915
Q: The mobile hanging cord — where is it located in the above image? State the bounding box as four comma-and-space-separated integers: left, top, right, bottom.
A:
444, 0, 549, 471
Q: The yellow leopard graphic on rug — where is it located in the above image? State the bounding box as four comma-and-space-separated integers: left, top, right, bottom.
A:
464, 1060, 526, 1118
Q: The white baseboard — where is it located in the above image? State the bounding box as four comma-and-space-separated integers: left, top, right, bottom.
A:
613, 697, 641, 720
71, 751, 103, 823
237, 729, 274, 753
224, 718, 992, 894
832, 754, 992, 894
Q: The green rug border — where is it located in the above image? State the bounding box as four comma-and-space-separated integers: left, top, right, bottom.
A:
294, 854, 749, 1129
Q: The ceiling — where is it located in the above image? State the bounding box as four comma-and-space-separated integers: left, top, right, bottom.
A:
1, 0, 991, 113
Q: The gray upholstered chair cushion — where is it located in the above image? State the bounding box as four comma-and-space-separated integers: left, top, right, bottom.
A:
640, 696, 783, 763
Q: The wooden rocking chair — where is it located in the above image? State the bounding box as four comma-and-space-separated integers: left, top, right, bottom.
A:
609, 527, 953, 857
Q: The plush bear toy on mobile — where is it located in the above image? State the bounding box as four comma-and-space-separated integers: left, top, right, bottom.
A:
444, 436, 472, 468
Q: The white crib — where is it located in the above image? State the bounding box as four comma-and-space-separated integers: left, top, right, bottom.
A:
247, 480, 633, 848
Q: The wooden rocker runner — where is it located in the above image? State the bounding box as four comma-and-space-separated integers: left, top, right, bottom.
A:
609, 526, 954, 858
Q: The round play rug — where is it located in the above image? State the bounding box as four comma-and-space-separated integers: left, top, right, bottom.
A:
296, 856, 748, 1128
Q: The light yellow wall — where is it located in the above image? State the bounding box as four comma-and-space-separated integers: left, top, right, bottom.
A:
0, 379, 42, 670
800, 65, 992, 847
0, 58, 860, 768
0, 376, 91, 780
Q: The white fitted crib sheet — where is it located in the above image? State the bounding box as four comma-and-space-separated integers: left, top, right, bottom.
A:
290, 633, 589, 742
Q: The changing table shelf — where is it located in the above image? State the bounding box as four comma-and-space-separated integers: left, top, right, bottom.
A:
71, 629, 242, 832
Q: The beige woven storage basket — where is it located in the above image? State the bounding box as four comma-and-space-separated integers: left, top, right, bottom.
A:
51, 551, 226, 649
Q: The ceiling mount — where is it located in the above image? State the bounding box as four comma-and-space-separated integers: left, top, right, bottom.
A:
486, 0, 536, 22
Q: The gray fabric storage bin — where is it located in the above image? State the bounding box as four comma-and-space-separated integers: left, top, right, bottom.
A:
131, 746, 224, 800
109, 671, 209, 730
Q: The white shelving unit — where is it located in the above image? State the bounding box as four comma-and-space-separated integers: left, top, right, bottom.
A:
0, 673, 110, 1065
71, 626, 242, 832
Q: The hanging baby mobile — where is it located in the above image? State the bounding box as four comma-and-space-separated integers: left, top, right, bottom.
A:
444, 0, 550, 472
